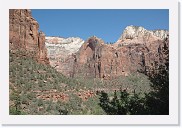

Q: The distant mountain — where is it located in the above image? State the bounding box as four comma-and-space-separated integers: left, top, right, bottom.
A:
120, 25, 168, 40
45, 37, 84, 76
114, 25, 168, 47
9, 9, 169, 79
45, 36, 84, 56
45, 26, 168, 79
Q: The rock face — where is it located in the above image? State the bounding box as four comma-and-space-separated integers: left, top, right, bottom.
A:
75, 36, 106, 78
75, 36, 145, 78
9, 9, 49, 64
119, 25, 168, 41
45, 37, 84, 76
45, 26, 169, 79
45, 37, 84, 56
74, 34, 168, 79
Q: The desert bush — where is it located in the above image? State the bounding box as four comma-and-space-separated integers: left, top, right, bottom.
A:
98, 90, 147, 115
10, 49, 159, 115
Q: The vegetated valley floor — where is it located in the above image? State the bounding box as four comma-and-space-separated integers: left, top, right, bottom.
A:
9, 50, 151, 115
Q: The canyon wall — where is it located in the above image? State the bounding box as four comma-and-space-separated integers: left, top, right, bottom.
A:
9, 10, 169, 79
9, 9, 49, 64
75, 35, 168, 79
45, 37, 84, 76
45, 26, 169, 79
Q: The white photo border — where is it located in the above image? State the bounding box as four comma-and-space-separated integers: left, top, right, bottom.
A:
0, 0, 179, 125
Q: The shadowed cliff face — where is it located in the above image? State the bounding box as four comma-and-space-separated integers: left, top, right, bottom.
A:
9, 9, 49, 64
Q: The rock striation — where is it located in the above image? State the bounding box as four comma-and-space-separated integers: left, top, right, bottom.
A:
9, 9, 49, 64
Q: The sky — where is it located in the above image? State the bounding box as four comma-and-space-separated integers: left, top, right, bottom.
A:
32, 9, 169, 43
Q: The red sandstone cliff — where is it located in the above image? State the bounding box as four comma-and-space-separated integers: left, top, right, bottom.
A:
44, 25, 168, 79
74, 34, 169, 79
9, 9, 49, 64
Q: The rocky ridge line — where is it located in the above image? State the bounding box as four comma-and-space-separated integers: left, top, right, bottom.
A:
120, 25, 168, 40
44, 26, 169, 79
45, 36, 84, 57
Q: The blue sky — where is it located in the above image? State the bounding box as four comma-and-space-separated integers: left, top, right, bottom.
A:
32, 9, 169, 43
